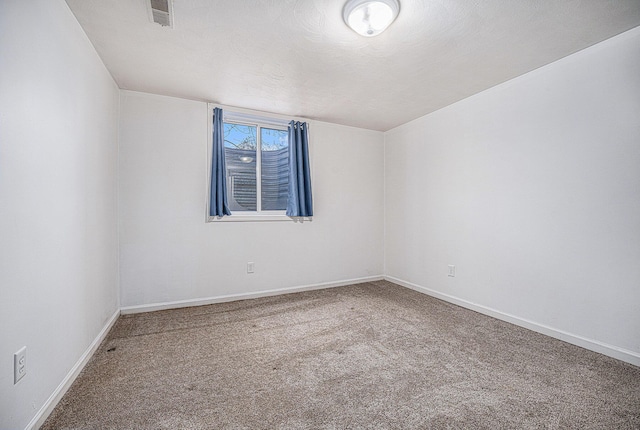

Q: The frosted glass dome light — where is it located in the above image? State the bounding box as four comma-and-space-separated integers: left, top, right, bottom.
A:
343, 0, 400, 37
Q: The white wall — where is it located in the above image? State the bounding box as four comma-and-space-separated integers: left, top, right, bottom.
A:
0, 1, 120, 428
385, 27, 640, 364
118, 91, 384, 308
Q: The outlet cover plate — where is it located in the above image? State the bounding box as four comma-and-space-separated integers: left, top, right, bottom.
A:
14, 346, 26, 384
448, 265, 456, 277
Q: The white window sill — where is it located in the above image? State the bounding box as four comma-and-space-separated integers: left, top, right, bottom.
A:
207, 214, 312, 223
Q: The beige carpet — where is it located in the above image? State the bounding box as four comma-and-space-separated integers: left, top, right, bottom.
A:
42, 281, 640, 429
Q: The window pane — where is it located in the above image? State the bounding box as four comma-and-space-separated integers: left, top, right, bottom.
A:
224, 123, 257, 211
261, 128, 289, 211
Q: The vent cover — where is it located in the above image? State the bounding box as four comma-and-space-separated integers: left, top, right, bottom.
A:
148, 0, 173, 28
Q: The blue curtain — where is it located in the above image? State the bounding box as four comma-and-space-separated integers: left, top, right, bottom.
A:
286, 121, 313, 217
209, 108, 231, 217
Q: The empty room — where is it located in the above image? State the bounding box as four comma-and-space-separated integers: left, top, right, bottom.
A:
1, 0, 639, 428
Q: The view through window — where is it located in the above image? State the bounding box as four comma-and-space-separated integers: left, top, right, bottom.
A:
223, 122, 289, 212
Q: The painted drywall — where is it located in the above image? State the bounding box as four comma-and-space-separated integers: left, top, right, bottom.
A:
385, 27, 640, 361
0, 1, 120, 428
118, 91, 384, 308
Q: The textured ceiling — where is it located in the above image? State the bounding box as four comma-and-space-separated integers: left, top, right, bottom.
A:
65, 0, 640, 131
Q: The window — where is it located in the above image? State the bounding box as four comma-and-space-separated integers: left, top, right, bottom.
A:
209, 109, 293, 220
208, 106, 312, 222
224, 122, 289, 212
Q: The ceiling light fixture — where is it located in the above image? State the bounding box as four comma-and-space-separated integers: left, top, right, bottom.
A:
343, 0, 400, 37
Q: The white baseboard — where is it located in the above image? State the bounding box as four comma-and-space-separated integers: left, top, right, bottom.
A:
120, 275, 385, 314
27, 308, 121, 430
385, 276, 640, 367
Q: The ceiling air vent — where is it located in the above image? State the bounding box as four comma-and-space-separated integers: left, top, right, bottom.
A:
147, 0, 173, 28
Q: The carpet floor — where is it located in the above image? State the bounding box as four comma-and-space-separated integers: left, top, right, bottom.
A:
42, 281, 640, 429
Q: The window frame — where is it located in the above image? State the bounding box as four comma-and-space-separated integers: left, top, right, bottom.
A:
206, 104, 302, 223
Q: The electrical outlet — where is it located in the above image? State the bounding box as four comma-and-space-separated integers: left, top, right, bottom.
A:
247, 262, 255, 274
448, 265, 456, 277
14, 346, 26, 384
